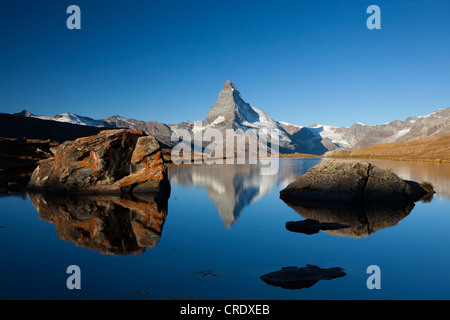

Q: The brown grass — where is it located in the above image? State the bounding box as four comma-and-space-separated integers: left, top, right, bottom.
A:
163, 134, 450, 164
327, 134, 450, 163
278, 153, 320, 158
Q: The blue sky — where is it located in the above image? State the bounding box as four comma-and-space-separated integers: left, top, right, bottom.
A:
1, 0, 449, 127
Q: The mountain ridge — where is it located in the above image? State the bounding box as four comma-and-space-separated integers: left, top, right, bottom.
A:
13, 81, 450, 155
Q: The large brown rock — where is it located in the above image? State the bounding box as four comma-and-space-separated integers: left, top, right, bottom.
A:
280, 159, 431, 203
27, 129, 170, 197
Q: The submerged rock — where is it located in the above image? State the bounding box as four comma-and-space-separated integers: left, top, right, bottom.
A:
260, 265, 346, 290
27, 129, 170, 197
280, 159, 434, 203
285, 219, 350, 235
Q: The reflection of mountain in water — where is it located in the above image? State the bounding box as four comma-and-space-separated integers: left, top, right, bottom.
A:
169, 159, 322, 227
282, 199, 414, 238
29, 193, 168, 255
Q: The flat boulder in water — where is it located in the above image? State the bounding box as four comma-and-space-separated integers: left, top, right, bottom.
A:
285, 219, 350, 235
280, 159, 432, 203
260, 265, 346, 290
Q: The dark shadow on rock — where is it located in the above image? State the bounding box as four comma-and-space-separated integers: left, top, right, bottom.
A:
260, 265, 346, 290
29, 193, 168, 255
281, 198, 414, 238
404, 180, 435, 203
0, 137, 58, 194
285, 219, 350, 235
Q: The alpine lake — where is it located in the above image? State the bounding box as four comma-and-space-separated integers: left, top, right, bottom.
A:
1, 158, 449, 300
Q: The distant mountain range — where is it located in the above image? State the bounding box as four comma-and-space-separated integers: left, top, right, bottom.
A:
13, 110, 175, 148
13, 81, 450, 155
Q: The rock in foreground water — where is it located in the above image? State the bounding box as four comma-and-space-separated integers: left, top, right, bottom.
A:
280, 159, 433, 203
285, 219, 350, 235
27, 129, 170, 197
260, 265, 346, 290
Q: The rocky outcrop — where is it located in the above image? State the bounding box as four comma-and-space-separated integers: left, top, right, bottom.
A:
260, 265, 346, 290
280, 159, 433, 203
27, 129, 170, 197
103, 116, 175, 149
30, 193, 168, 255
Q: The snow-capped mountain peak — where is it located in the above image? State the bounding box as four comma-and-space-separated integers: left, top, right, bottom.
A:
201, 81, 293, 147
14, 109, 35, 117
223, 80, 239, 92
16, 110, 114, 128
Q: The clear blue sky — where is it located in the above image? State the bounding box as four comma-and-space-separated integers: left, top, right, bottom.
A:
1, 0, 449, 127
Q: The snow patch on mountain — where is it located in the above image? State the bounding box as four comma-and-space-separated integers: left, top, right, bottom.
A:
279, 121, 303, 129
318, 125, 352, 148
238, 105, 292, 143
15, 110, 115, 128
21, 111, 106, 127
392, 128, 411, 139
210, 116, 226, 126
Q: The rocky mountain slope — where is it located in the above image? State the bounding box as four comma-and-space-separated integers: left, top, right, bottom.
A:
0, 113, 103, 142
14, 110, 175, 149
280, 107, 450, 152
169, 80, 296, 154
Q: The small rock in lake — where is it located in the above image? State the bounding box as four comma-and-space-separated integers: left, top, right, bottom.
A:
260, 264, 346, 290
285, 219, 350, 235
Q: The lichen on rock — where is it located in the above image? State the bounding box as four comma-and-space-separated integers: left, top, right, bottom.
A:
27, 129, 170, 198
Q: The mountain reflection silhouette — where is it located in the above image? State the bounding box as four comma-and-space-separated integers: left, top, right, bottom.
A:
169, 159, 321, 227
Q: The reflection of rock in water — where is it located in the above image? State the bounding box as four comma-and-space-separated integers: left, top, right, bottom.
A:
169, 159, 321, 228
29, 193, 168, 255
260, 265, 346, 290
281, 199, 414, 238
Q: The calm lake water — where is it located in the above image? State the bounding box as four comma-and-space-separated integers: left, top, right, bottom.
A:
1, 158, 450, 300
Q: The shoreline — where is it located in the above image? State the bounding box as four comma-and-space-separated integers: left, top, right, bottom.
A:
165, 153, 450, 166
